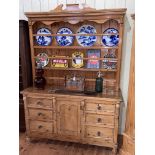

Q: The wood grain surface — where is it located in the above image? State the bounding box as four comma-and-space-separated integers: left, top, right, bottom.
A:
20, 132, 118, 155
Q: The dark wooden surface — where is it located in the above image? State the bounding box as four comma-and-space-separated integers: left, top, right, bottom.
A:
19, 20, 32, 132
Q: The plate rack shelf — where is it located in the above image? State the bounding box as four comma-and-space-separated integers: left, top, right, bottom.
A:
23, 4, 127, 153
26, 4, 126, 91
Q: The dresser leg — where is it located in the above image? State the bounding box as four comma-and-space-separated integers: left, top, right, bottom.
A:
25, 136, 32, 144
112, 145, 117, 154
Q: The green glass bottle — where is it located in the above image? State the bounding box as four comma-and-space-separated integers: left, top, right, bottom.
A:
95, 71, 103, 93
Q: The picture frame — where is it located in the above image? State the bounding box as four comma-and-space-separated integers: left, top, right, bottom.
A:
102, 60, 117, 69
87, 49, 100, 69
72, 52, 84, 68
51, 56, 68, 68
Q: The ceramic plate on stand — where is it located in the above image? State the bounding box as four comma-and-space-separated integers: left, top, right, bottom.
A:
102, 28, 119, 47
76, 25, 97, 47
102, 60, 117, 69
56, 27, 74, 46
36, 53, 49, 68
36, 28, 52, 46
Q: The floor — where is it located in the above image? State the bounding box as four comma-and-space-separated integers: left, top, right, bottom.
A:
20, 133, 118, 155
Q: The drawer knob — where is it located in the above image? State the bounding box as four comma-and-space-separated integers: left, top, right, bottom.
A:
97, 104, 102, 110
97, 118, 102, 123
97, 131, 101, 136
36, 101, 43, 105
38, 125, 43, 129
38, 112, 42, 116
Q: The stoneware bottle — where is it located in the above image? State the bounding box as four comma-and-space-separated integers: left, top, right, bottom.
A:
95, 71, 103, 93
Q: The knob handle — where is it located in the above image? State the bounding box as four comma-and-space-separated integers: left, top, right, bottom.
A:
38, 112, 42, 116
38, 125, 42, 129
97, 104, 102, 110
97, 131, 101, 136
97, 118, 102, 123
36, 101, 43, 105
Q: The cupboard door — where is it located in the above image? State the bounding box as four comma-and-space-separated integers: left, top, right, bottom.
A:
56, 98, 81, 140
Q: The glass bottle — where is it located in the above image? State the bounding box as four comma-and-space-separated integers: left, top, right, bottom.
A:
95, 71, 103, 93
34, 64, 46, 89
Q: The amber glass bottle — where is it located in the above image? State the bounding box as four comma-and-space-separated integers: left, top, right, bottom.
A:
34, 68, 46, 89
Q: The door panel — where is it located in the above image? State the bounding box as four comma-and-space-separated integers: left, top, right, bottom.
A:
57, 98, 81, 139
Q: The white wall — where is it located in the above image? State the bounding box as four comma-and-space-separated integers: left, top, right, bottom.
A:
19, 0, 135, 134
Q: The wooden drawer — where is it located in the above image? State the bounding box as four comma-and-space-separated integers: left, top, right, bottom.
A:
84, 126, 113, 142
29, 120, 53, 133
27, 97, 53, 108
28, 108, 53, 121
85, 113, 114, 126
85, 102, 115, 114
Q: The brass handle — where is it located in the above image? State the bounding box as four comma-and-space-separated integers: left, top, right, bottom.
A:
97, 104, 102, 110
97, 118, 102, 123
38, 125, 43, 129
97, 131, 101, 136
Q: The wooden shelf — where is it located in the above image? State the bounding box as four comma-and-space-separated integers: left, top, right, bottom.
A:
33, 56, 118, 61
33, 33, 119, 37
42, 67, 117, 72
45, 77, 116, 82
28, 5, 125, 90
33, 46, 118, 50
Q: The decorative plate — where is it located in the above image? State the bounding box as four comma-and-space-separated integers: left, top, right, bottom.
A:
36, 28, 52, 46
56, 27, 74, 46
76, 25, 97, 47
36, 53, 49, 68
102, 60, 117, 69
102, 28, 119, 47
104, 49, 116, 58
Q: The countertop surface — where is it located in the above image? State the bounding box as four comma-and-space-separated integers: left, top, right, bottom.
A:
21, 86, 123, 101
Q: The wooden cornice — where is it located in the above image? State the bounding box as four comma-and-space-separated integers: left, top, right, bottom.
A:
25, 4, 127, 19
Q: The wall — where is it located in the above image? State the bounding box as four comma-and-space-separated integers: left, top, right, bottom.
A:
19, 0, 135, 134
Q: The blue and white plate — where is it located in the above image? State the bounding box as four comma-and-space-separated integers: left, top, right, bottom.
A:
76, 25, 97, 47
102, 28, 119, 47
56, 27, 74, 46
36, 28, 52, 46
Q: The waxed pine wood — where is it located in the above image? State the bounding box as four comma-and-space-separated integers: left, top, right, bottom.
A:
22, 86, 122, 154
20, 132, 117, 155
26, 4, 126, 90
23, 4, 126, 155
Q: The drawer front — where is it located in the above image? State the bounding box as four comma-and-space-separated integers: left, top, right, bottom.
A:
28, 109, 53, 121
85, 114, 114, 126
85, 102, 115, 114
29, 120, 53, 133
27, 97, 53, 108
84, 126, 113, 142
